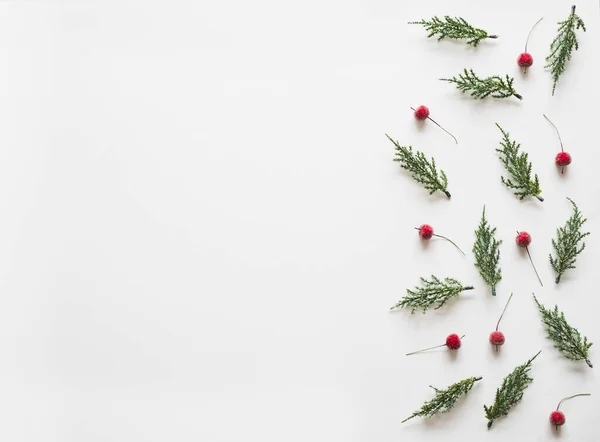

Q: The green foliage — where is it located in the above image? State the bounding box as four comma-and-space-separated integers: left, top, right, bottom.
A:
390, 275, 473, 314
473, 206, 502, 296
534, 295, 593, 368
495, 124, 543, 201
441, 69, 521, 100
409, 16, 497, 47
386, 134, 450, 197
402, 377, 482, 423
484, 351, 541, 428
545, 5, 586, 95
550, 198, 590, 283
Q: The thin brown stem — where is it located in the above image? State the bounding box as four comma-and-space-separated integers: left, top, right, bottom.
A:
496, 293, 513, 331
433, 234, 466, 256
543, 114, 564, 151
557, 393, 591, 410
410, 107, 458, 144
406, 335, 465, 356
524, 17, 544, 52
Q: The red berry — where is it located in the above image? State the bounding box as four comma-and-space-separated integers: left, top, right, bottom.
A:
489, 331, 505, 346
516, 231, 531, 247
517, 53, 533, 68
418, 224, 434, 240
414, 105, 430, 120
550, 410, 566, 427
555, 151, 572, 167
445, 333, 461, 350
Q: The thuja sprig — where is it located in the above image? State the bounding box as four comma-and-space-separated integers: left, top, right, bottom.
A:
390, 275, 473, 314
550, 198, 590, 283
441, 69, 522, 100
386, 134, 450, 198
484, 350, 541, 429
409, 16, 497, 47
545, 5, 586, 95
402, 376, 482, 423
534, 295, 593, 368
495, 124, 543, 202
473, 206, 502, 296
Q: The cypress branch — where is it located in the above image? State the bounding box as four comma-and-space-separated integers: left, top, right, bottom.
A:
473, 206, 502, 296
409, 16, 497, 47
545, 5, 586, 95
441, 69, 521, 100
495, 124, 543, 201
549, 198, 590, 283
390, 275, 473, 314
484, 351, 541, 428
534, 295, 593, 368
402, 377, 482, 423
386, 134, 450, 198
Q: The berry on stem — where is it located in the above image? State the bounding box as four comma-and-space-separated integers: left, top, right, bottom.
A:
415, 224, 466, 256
411, 106, 458, 144
406, 334, 464, 355
544, 114, 571, 174
489, 293, 512, 351
517, 17, 543, 73
516, 231, 543, 287
550, 394, 591, 429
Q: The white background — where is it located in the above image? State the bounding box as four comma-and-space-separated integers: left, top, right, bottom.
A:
0, 0, 599, 441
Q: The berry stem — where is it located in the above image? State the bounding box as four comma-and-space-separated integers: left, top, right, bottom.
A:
410, 107, 458, 144
406, 335, 465, 356
517, 231, 543, 286
495, 292, 513, 331
524, 17, 544, 52
543, 114, 565, 174
557, 393, 591, 410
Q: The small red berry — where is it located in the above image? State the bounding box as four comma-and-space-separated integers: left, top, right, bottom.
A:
516, 231, 531, 247
517, 52, 533, 68
555, 151, 572, 167
445, 333, 461, 350
489, 331, 505, 346
418, 224, 434, 240
414, 105, 430, 120
550, 410, 566, 427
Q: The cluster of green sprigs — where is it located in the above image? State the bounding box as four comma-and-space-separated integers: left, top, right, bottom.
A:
484, 351, 541, 429
545, 5, 586, 95
409, 16, 497, 47
441, 69, 522, 100
495, 124, 543, 202
534, 295, 593, 368
402, 377, 482, 423
390, 275, 473, 314
473, 206, 502, 296
386, 134, 450, 198
550, 198, 590, 283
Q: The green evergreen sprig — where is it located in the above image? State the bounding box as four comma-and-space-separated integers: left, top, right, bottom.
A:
473, 206, 502, 296
484, 350, 541, 429
390, 275, 473, 314
545, 5, 586, 95
386, 134, 450, 198
495, 124, 543, 202
550, 198, 590, 283
441, 69, 522, 100
402, 376, 482, 423
409, 16, 497, 47
534, 295, 593, 368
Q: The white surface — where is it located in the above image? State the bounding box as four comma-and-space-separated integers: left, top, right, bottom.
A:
0, 1, 599, 441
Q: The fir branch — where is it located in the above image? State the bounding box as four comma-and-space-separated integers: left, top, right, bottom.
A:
545, 5, 586, 95
473, 206, 502, 296
409, 16, 497, 47
386, 134, 450, 198
403, 376, 482, 423
495, 124, 543, 201
484, 350, 541, 428
441, 69, 522, 100
390, 275, 473, 314
534, 295, 593, 368
550, 198, 590, 283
